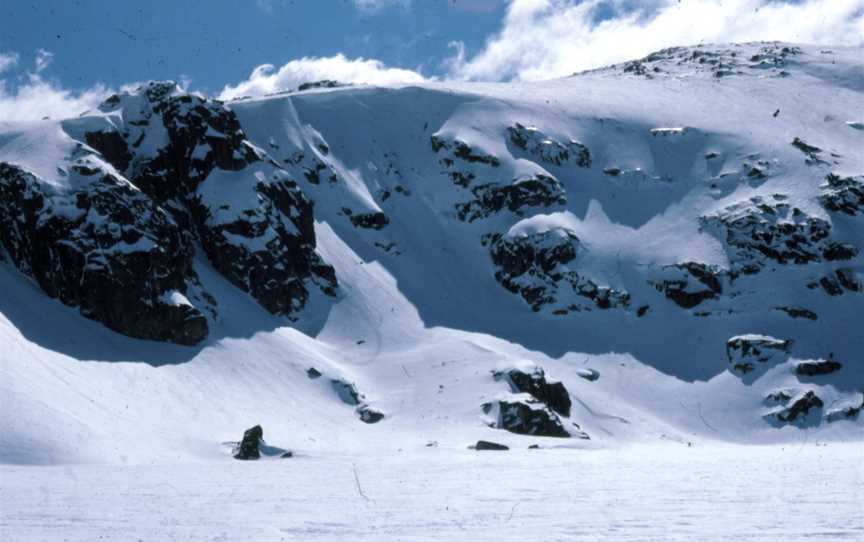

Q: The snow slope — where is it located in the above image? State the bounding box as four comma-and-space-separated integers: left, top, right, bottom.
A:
0, 42, 862, 468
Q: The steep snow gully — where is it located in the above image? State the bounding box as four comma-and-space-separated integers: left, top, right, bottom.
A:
0, 41, 862, 540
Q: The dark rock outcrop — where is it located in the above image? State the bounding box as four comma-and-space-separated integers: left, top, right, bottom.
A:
456, 174, 566, 222
820, 173, 864, 216
349, 211, 389, 230
0, 161, 209, 345
775, 306, 818, 320
726, 334, 791, 375
764, 391, 823, 425
483, 399, 570, 438
487, 229, 629, 312
795, 359, 842, 376
701, 195, 852, 275
89, 82, 338, 320
507, 123, 591, 167
494, 366, 571, 417
233, 425, 264, 460
652, 262, 724, 308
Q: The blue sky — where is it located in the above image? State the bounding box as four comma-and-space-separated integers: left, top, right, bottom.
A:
0, 0, 862, 120
0, 0, 506, 96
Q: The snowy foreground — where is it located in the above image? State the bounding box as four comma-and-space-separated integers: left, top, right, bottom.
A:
2, 443, 862, 541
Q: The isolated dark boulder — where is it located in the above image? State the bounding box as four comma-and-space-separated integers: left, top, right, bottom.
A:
474, 440, 509, 451
306, 367, 323, 379
356, 405, 385, 424
234, 425, 264, 460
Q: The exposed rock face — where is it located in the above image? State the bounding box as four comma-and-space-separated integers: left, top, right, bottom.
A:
820, 173, 864, 216
764, 391, 823, 425
494, 367, 571, 417
701, 195, 855, 275
483, 399, 570, 438
0, 161, 208, 345
652, 262, 724, 308
349, 211, 389, 230
487, 229, 629, 312
507, 123, 591, 168
86, 81, 337, 320
431, 135, 501, 167
795, 359, 842, 376
233, 425, 263, 460
808, 268, 863, 296
456, 174, 566, 222
726, 334, 791, 375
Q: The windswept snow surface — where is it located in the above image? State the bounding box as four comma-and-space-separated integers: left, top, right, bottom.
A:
1, 42, 863, 540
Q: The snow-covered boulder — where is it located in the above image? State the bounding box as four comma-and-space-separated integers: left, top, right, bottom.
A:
726, 334, 791, 376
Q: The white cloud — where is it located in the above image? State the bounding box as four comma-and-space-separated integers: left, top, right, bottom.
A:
0, 52, 19, 74
0, 74, 109, 122
34, 49, 54, 73
219, 54, 428, 100
448, 0, 864, 81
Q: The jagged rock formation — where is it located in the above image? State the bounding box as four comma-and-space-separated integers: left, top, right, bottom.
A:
726, 334, 791, 376
233, 425, 264, 460
487, 229, 629, 312
507, 123, 591, 168
701, 195, 856, 275
0, 160, 208, 345
820, 174, 864, 216
0, 81, 338, 344
493, 366, 571, 417
651, 262, 725, 309
764, 391, 823, 426
483, 399, 571, 438
456, 174, 566, 222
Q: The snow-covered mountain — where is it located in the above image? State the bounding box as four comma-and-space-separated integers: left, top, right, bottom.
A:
1, 42, 862, 466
